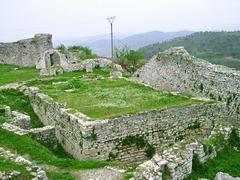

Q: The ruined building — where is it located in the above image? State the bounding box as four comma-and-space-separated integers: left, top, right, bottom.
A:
0, 34, 52, 67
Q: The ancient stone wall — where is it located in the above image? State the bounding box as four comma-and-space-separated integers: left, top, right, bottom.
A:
36, 54, 123, 77
0, 105, 57, 149
132, 47, 240, 114
18, 85, 237, 161
0, 34, 52, 67
133, 127, 235, 180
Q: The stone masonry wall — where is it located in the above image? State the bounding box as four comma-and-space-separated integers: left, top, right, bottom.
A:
18, 85, 238, 161
0, 34, 52, 67
132, 47, 240, 114
133, 126, 235, 180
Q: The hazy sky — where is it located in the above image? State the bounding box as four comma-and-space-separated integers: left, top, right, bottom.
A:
1, 0, 240, 42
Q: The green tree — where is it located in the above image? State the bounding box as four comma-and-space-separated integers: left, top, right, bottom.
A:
67, 46, 96, 60
127, 50, 144, 73
56, 44, 67, 54
115, 48, 145, 73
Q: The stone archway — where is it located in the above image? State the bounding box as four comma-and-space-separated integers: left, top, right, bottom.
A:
49, 52, 60, 66
44, 49, 61, 68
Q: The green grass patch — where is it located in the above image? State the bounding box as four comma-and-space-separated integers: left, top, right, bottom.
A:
185, 130, 240, 179
0, 64, 39, 86
0, 156, 31, 179
0, 127, 108, 169
26, 77, 205, 119
47, 171, 75, 180
124, 166, 137, 180
0, 89, 43, 128
185, 147, 240, 179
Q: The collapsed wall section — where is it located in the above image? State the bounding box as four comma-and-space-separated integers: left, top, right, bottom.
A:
132, 47, 240, 114
19, 86, 237, 162
0, 34, 53, 67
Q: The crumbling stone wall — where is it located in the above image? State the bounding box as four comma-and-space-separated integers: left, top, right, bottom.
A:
0, 105, 57, 149
0, 34, 52, 67
133, 126, 235, 180
19, 86, 238, 161
132, 47, 240, 114
36, 54, 123, 77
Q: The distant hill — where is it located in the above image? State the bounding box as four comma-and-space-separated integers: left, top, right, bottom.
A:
54, 31, 194, 56
140, 31, 240, 70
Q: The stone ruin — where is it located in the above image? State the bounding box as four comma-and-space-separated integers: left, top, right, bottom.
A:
0, 34, 52, 67
0, 105, 57, 149
0, 33, 123, 77
132, 47, 240, 114
36, 52, 123, 76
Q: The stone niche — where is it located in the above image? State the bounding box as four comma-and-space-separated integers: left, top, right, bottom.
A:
37, 49, 64, 77
42, 49, 61, 68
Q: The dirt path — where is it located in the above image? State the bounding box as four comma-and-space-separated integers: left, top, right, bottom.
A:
70, 167, 124, 180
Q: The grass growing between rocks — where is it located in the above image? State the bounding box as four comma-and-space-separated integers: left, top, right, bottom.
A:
0, 156, 31, 179
0, 64, 39, 86
185, 130, 240, 179
27, 78, 206, 119
0, 127, 108, 170
0, 89, 43, 128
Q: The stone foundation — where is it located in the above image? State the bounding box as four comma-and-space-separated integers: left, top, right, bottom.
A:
0, 106, 57, 149
15, 85, 238, 161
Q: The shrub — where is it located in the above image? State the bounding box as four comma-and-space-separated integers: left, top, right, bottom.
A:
56, 44, 67, 54
121, 135, 156, 158
114, 48, 146, 73
67, 45, 96, 60
192, 154, 202, 171
67, 80, 81, 89
161, 165, 171, 180
145, 144, 156, 158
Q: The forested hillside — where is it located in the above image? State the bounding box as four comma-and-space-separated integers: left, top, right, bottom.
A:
140, 31, 240, 70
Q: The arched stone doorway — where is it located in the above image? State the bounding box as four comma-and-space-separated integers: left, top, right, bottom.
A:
44, 50, 61, 68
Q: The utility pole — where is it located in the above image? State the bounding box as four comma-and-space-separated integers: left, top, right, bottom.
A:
107, 16, 116, 58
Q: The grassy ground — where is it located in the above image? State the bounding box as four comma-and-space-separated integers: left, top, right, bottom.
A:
1, 64, 205, 120
0, 156, 32, 179
0, 114, 111, 179
0, 64, 39, 86
0, 127, 108, 170
185, 131, 240, 179
47, 172, 75, 180
0, 89, 43, 128
27, 78, 205, 119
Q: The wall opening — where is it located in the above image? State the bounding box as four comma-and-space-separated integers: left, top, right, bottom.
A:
49, 52, 60, 66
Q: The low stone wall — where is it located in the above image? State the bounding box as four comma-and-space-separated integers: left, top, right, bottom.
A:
0, 105, 57, 149
0, 34, 52, 67
17, 85, 237, 161
0, 170, 21, 179
0, 147, 48, 179
10, 111, 31, 130
30, 126, 58, 150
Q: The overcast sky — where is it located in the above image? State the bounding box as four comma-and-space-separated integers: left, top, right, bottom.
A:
0, 0, 240, 42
